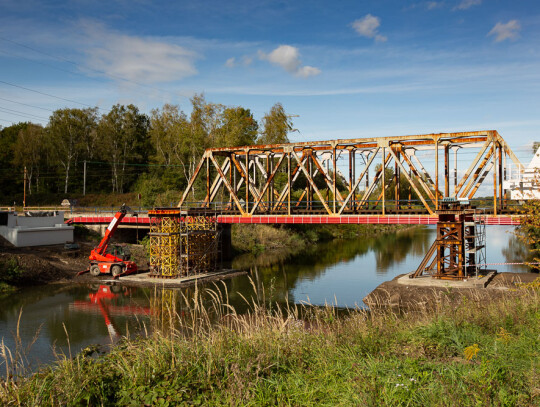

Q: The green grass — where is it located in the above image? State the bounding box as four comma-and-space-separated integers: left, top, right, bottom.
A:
231, 223, 405, 254
1, 284, 538, 406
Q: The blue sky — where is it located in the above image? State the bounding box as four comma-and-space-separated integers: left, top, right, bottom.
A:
0, 0, 539, 163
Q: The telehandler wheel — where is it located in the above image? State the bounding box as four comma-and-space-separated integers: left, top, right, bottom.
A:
90, 265, 100, 277
111, 265, 122, 277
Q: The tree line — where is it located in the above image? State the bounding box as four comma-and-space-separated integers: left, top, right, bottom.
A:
0, 95, 294, 206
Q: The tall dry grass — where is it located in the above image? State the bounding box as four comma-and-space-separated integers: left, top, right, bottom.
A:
0, 279, 538, 406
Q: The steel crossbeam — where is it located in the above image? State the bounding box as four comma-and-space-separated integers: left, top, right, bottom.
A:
178, 131, 522, 216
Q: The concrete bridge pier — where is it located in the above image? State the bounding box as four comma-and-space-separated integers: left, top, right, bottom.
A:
219, 223, 232, 261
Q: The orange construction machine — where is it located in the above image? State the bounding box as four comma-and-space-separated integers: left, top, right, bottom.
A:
84, 204, 138, 278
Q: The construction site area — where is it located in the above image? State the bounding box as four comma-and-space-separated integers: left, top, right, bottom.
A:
2, 130, 539, 290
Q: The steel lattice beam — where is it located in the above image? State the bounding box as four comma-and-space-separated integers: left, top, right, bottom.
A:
178, 130, 522, 216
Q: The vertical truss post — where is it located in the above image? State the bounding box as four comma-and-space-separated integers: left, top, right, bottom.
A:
365, 152, 370, 191
206, 156, 210, 208
333, 144, 337, 214
352, 149, 356, 211
493, 142, 497, 215
444, 144, 450, 198
349, 149, 353, 196
395, 149, 400, 210
308, 152, 313, 211
435, 138, 439, 210
266, 153, 271, 212
453, 147, 458, 195
498, 144, 503, 209
230, 154, 235, 207
245, 149, 249, 213
287, 150, 291, 215
382, 146, 386, 215
408, 168, 412, 209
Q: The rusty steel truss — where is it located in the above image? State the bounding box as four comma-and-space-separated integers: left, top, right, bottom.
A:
411, 199, 487, 279
178, 130, 522, 216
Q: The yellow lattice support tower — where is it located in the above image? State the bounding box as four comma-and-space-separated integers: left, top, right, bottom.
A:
148, 208, 220, 278
180, 212, 219, 275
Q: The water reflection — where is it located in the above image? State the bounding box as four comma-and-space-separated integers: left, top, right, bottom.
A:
228, 226, 435, 308
0, 225, 533, 372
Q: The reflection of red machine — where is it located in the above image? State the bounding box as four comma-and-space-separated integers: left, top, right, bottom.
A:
85, 204, 138, 279
71, 284, 152, 340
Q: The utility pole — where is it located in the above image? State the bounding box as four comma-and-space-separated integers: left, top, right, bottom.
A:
23, 166, 27, 209
83, 160, 87, 196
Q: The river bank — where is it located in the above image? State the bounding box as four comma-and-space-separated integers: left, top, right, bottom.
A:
0, 223, 407, 291
1, 280, 538, 406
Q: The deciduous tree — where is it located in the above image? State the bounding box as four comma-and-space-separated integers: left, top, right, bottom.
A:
97, 104, 149, 193
48, 108, 98, 194
14, 123, 45, 194
258, 103, 294, 145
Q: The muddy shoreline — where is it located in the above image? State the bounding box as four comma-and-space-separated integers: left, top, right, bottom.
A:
0, 238, 151, 287
363, 271, 539, 310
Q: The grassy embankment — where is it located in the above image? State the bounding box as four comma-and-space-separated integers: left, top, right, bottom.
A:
1, 280, 538, 406
231, 223, 404, 255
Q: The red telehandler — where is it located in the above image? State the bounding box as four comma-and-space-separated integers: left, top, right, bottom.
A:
79, 204, 138, 279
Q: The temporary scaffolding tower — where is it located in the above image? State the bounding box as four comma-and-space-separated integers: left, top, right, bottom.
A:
411, 198, 486, 279
148, 208, 220, 278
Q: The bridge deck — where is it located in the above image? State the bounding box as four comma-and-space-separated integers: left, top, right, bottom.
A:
66, 214, 520, 226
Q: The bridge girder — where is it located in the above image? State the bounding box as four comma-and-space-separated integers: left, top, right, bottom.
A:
178, 130, 522, 216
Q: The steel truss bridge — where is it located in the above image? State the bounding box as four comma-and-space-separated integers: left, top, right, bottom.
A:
66, 131, 524, 226
176, 130, 522, 222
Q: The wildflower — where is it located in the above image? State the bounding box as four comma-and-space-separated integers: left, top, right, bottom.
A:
464, 344, 480, 361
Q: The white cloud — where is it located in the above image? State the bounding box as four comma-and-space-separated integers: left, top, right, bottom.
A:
259, 45, 321, 78
454, 0, 481, 10
427, 1, 444, 10
81, 22, 197, 84
351, 14, 387, 42
297, 66, 322, 78
225, 55, 253, 68
488, 20, 521, 42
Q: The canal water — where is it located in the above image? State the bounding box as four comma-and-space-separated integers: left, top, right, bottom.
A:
0, 225, 532, 372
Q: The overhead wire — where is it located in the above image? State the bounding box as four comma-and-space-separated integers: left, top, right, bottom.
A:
0, 106, 49, 121
0, 36, 187, 104
0, 96, 54, 113
0, 79, 95, 109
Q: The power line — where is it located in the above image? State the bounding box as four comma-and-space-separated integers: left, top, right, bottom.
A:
0, 106, 48, 121
0, 79, 96, 109
0, 36, 184, 103
0, 96, 54, 113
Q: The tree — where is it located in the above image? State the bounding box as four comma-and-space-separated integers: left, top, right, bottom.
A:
190, 94, 224, 149
258, 103, 294, 145
48, 108, 98, 194
0, 123, 28, 198
97, 104, 149, 193
13, 124, 45, 194
216, 107, 258, 147
149, 104, 189, 167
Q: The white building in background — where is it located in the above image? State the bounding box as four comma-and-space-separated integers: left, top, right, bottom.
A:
0, 211, 74, 247
503, 147, 540, 201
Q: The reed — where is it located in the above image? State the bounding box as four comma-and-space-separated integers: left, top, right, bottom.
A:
0, 280, 538, 406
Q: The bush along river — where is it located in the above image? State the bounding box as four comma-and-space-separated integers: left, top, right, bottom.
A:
0, 225, 532, 373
